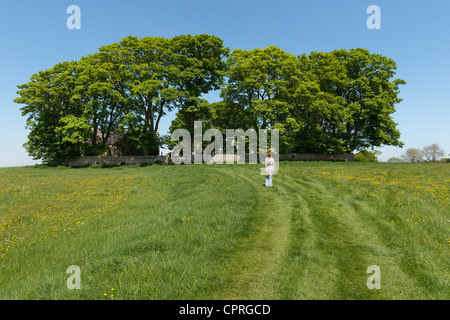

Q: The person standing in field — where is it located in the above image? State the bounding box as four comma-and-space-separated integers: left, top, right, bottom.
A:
265, 151, 275, 187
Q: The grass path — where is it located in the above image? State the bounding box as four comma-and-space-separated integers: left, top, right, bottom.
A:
277, 171, 387, 299
207, 163, 449, 300
0, 163, 448, 299
210, 166, 293, 299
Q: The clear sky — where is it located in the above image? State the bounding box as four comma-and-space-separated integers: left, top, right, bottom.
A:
1, 0, 449, 167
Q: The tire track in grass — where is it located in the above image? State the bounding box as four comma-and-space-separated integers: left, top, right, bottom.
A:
279, 169, 387, 299
272, 172, 336, 299
210, 164, 380, 299
211, 166, 294, 299
352, 190, 450, 299
206, 163, 442, 299
265, 171, 314, 299
280, 166, 445, 299
303, 167, 449, 299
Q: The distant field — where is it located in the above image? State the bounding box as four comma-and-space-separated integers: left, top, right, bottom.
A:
0, 162, 448, 299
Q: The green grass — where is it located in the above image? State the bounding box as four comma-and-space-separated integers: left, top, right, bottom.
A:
0, 162, 448, 299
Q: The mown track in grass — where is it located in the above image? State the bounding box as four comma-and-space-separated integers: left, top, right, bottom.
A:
0, 162, 448, 299
207, 164, 387, 299
206, 162, 449, 299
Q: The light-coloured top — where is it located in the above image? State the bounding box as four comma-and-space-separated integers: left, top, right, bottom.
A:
265, 157, 275, 166
265, 157, 275, 174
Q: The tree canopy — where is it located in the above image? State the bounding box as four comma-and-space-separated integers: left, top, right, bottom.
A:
15, 34, 229, 163
170, 47, 405, 155
15, 36, 405, 163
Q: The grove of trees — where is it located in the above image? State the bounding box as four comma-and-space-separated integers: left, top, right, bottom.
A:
15, 34, 228, 163
15, 34, 407, 164
388, 144, 447, 163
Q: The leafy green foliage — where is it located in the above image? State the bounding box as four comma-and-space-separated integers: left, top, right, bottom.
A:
286, 48, 405, 153
15, 34, 229, 163
170, 46, 405, 155
16, 37, 405, 161
354, 150, 381, 162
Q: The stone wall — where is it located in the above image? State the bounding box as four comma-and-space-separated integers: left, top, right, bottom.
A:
185, 153, 354, 163
59, 152, 354, 167
201, 153, 354, 163
279, 153, 355, 162
58, 155, 168, 167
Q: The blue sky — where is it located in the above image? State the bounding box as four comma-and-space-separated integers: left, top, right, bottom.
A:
1, 0, 449, 166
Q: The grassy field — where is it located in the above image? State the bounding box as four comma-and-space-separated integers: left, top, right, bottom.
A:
0, 161, 448, 300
